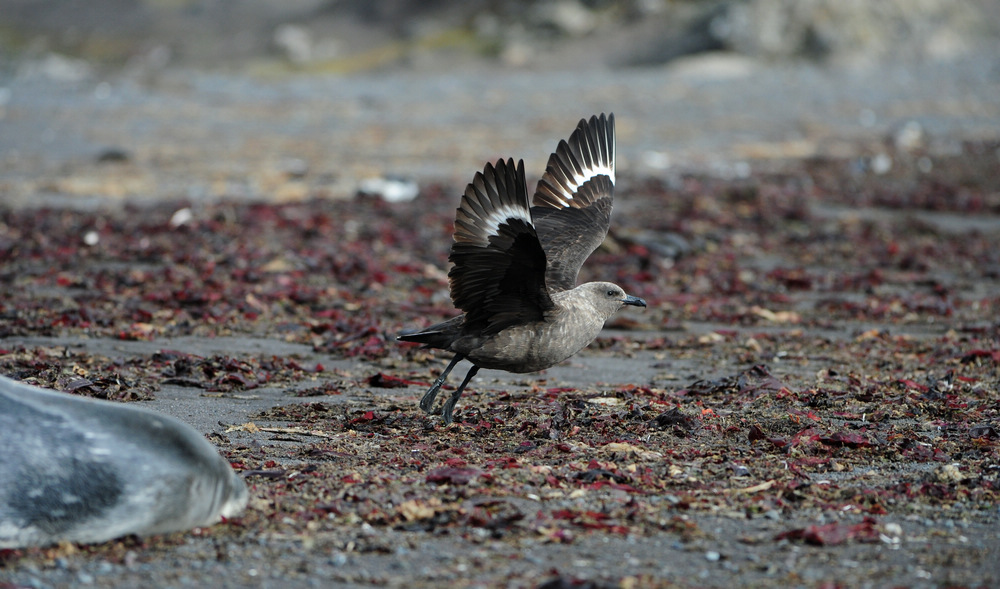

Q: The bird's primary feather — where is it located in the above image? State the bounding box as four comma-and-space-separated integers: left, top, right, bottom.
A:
448, 158, 553, 335
531, 113, 616, 292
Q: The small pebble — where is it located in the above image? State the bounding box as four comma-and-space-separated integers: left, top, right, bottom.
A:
871, 153, 893, 175
170, 207, 193, 228
96, 147, 130, 163
358, 176, 419, 203
893, 120, 924, 151
883, 522, 903, 538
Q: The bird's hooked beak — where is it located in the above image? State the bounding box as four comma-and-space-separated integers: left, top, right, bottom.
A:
622, 294, 647, 308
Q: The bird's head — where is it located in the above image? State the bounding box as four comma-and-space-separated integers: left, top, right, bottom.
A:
584, 282, 647, 320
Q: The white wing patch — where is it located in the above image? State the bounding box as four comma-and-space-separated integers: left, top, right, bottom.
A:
481, 203, 533, 237
548, 162, 615, 208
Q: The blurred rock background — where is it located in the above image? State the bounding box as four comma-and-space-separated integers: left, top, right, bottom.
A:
0, 0, 998, 208
1, 0, 997, 75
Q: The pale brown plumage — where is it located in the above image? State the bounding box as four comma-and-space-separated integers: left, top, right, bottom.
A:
398, 114, 645, 424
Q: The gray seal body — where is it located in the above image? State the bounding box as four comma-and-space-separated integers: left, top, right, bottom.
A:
0, 375, 248, 548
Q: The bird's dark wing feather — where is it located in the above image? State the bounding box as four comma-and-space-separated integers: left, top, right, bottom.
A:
531, 113, 615, 292
449, 158, 553, 335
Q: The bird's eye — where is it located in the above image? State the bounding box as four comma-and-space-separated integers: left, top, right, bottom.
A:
607, 289, 616, 297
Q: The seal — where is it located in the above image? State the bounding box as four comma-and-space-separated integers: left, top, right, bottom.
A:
0, 375, 248, 548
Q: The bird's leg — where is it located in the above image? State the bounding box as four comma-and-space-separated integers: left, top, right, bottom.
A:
441, 365, 480, 425
419, 354, 465, 413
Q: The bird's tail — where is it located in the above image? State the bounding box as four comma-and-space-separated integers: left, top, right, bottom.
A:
397, 328, 444, 346
396, 316, 463, 350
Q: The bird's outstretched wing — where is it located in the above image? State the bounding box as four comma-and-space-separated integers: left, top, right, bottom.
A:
531, 113, 615, 292
449, 158, 554, 335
